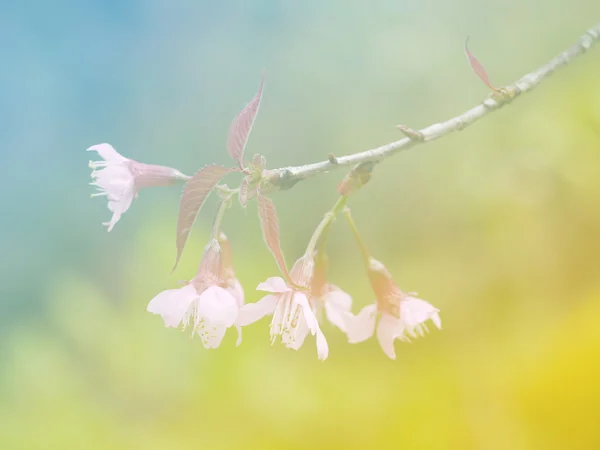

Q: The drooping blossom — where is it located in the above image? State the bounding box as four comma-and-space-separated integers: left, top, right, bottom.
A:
219, 232, 245, 342
88, 143, 188, 231
237, 255, 329, 360
345, 258, 441, 359
309, 251, 352, 333
147, 236, 244, 348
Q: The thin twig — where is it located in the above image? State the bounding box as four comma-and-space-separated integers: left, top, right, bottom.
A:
266, 23, 600, 191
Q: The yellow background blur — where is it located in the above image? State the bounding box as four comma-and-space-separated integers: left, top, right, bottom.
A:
1, 1, 600, 449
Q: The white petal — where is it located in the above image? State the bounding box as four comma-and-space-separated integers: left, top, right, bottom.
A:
284, 314, 310, 350
228, 279, 245, 307
345, 303, 377, 343
376, 313, 400, 360
316, 327, 329, 360
401, 296, 441, 329
235, 324, 243, 347
196, 286, 238, 327
87, 143, 127, 162
104, 211, 122, 232
237, 294, 279, 326
325, 285, 352, 311
147, 284, 198, 328
197, 322, 228, 349
293, 292, 318, 334
256, 277, 291, 293
323, 289, 353, 332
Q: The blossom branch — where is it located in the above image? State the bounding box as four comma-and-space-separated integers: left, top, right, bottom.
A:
266, 23, 600, 191
90, 22, 600, 360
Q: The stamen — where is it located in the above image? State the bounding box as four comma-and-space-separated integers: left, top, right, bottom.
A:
88, 160, 109, 169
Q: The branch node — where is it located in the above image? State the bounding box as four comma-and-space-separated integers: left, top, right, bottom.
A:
395, 125, 425, 141
266, 168, 300, 192
489, 86, 521, 107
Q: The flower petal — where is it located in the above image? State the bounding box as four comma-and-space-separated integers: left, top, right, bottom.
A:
198, 322, 228, 349
284, 314, 310, 350
323, 288, 353, 332
228, 279, 245, 307
256, 277, 291, 293
237, 294, 279, 326
293, 292, 319, 334
235, 324, 243, 347
87, 143, 128, 162
401, 296, 441, 329
316, 327, 329, 360
376, 313, 400, 360
147, 284, 198, 328
325, 285, 352, 310
345, 303, 377, 343
196, 286, 239, 327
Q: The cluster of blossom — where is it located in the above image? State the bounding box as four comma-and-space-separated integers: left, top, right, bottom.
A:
87, 74, 441, 360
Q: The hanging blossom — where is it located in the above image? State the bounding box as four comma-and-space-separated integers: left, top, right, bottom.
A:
88, 143, 188, 231
309, 252, 353, 334
147, 234, 244, 348
344, 258, 441, 359
237, 255, 332, 360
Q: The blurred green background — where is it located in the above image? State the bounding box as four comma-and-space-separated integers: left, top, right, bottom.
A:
1, 1, 600, 449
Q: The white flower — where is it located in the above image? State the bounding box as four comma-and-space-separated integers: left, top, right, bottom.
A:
344, 258, 441, 359
147, 238, 244, 348
88, 143, 187, 231
147, 284, 240, 348
238, 256, 329, 360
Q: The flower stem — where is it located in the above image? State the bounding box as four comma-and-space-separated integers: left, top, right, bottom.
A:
212, 195, 233, 239
305, 196, 348, 256
343, 207, 370, 264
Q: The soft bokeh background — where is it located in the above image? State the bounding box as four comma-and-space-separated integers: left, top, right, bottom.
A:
2, 1, 600, 449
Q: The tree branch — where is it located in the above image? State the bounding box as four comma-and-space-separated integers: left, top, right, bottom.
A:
266, 22, 600, 191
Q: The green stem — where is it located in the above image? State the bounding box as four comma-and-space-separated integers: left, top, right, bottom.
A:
305, 196, 348, 256
343, 207, 370, 264
215, 184, 239, 196
212, 195, 233, 239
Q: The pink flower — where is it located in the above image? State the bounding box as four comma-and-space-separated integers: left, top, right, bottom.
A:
147, 237, 244, 348
345, 258, 441, 359
237, 256, 329, 360
88, 143, 188, 231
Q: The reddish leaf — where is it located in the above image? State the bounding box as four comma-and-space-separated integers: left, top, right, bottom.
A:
257, 194, 291, 281
464, 37, 498, 92
173, 164, 232, 271
227, 72, 266, 168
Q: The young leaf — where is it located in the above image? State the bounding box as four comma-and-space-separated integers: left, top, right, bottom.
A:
227, 72, 266, 168
257, 194, 291, 281
464, 37, 498, 92
252, 153, 267, 171
174, 164, 232, 271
